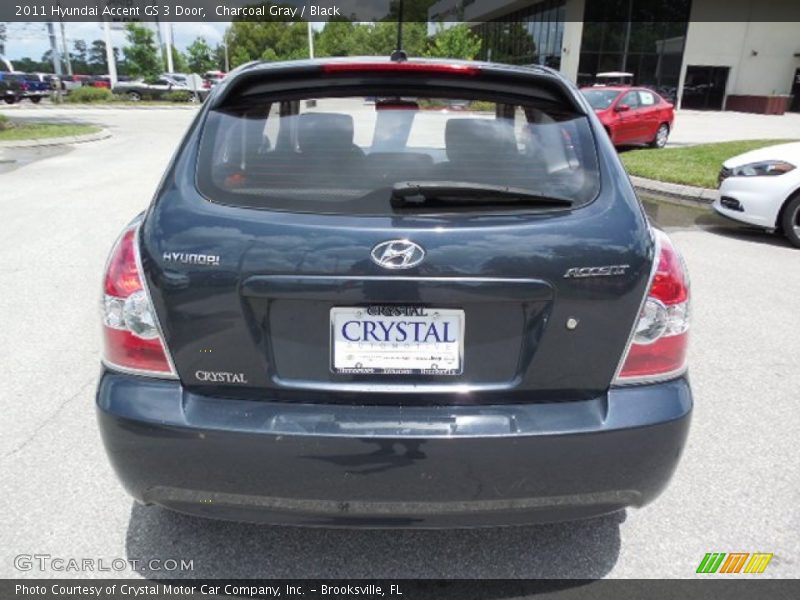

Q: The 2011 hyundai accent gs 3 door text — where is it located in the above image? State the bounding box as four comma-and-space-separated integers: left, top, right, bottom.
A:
96, 58, 692, 528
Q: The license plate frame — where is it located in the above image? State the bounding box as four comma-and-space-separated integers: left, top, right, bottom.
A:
330, 306, 465, 376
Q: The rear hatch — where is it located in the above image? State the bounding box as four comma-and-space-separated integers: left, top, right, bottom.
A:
141, 61, 653, 404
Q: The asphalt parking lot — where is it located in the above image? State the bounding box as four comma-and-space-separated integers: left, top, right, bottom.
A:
0, 108, 798, 579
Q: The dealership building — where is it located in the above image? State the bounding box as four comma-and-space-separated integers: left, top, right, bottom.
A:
429, 0, 800, 113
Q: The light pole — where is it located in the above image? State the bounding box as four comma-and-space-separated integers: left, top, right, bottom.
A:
57, 1, 73, 75
103, 20, 118, 87
221, 37, 229, 72
165, 22, 174, 73
59, 21, 73, 75
46, 22, 63, 76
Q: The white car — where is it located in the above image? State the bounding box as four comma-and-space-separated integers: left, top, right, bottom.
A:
714, 141, 800, 247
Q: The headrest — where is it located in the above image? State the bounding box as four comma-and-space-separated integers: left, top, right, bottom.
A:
445, 119, 517, 163
297, 113, 355, 155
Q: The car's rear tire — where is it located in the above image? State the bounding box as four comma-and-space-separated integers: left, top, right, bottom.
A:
29, 96, 42, 104
4, 96, 16, 105
780, 193, 800, 248
127, 91, 142, 102
650, 123, 669, 149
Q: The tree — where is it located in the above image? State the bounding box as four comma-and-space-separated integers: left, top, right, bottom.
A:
425, 23, 482, 60
315, 18, 356, 57
87, 40, 124, 75
225, 20, 309, 67
185, 37, 216, 73
70, 39, 89, 74
170, 46, 188, 73
385, 0, 438, 22
88, 39, 107, 68
348, 21, 427, 56
213, 43, 227, 71
123, 23, 161, 79
41, 49, 54, 69
12, 57, 49, 73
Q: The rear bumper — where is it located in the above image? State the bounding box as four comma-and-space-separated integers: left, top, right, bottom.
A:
96, 370, 692, 528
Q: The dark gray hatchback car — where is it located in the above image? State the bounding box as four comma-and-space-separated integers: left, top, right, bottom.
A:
97, 57, 692, 527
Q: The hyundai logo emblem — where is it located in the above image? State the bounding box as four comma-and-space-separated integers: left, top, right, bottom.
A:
370, 240, 426, 270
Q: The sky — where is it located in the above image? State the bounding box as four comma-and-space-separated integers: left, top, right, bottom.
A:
3, 21, 231, 62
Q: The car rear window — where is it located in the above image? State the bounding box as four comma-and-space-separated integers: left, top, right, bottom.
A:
196, 91, 600, 215
582, 89, 620, 110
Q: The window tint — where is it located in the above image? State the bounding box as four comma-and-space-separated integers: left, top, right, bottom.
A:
639, 91, 656, 106
197, 93, 600, 215
620, 91, 640, 109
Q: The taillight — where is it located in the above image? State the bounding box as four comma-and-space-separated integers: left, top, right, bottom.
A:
322, 62, 480, 76
614, 229, 690, 385
101, 224, 175, 377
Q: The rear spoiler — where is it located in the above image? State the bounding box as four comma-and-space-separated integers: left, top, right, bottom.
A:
210, 59, 588, 116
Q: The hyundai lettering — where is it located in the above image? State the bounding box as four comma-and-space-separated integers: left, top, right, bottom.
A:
96, 57, 692, 527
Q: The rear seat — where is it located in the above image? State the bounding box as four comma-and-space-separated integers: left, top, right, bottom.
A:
295, 113, 364, 186
237, 113, 365, 189
434, 119, 531, 185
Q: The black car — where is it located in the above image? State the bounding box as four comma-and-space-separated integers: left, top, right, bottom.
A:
0, 72, 24, 104
97, 57, 692, 527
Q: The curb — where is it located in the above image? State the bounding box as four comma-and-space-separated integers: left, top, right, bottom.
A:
1, 103, 200, 111
630, 175, 718, 205
0, 128, 111, 149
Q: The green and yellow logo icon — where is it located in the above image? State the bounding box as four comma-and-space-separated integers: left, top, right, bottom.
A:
697, 552, 773, 574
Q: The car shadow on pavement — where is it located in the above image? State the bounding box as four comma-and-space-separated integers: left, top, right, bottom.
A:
703, 224, 795, 248
642, 197, 796, 248
125, 503, 623, 579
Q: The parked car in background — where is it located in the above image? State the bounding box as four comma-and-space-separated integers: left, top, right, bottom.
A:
581, 86, 675, 149
20, 73, 51, 103
112, 76, 207, 102
715, 141, 800, 247
202, 70, 226, 90
96, 58, 692, 528
87, 75, 112, 89
163, 72, 190, 85
60, 74, 91, 92
0, 72, 24, 104
163, 72, 208, 96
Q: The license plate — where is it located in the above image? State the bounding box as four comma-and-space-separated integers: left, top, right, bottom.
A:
331, 306, 464, 375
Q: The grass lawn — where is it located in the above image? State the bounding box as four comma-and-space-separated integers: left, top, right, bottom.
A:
620, 139, 798, 188
0, 120, 101, 142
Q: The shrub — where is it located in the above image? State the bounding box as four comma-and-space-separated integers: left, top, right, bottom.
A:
0, 113, 11, 131
164, 90, 194, 103
66, 87, 114, 104
468, 100, 495, 112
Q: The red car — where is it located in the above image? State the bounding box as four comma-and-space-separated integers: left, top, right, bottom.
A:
581, 86, 674, 148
